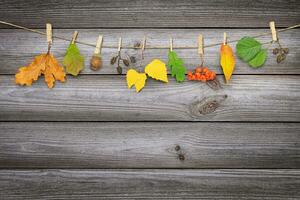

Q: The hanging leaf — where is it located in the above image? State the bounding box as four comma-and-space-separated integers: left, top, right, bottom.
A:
249, 49, 267, 68
220, 44, 235, 83
168, 51, 186, 82
15, 53, 66, 88
145, 59, 168, 83
236, 37, 268, 68
126, 69, 147, 92
63, 43, 85, 76
236, 37, 261, 62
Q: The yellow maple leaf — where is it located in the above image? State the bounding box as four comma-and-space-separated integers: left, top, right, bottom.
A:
145, 59, 168, 83
15, 53, 66, 88
220, 44, 235, 83
126, 69, 147, 92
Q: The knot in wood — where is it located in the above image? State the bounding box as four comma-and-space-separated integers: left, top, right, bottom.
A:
178, 154, 185, 161
175, 145, 181, 151
199, 100, 219, 115
189, 95, 227, 116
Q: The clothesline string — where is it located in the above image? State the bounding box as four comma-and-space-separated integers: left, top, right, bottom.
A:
0, 20, 299, 49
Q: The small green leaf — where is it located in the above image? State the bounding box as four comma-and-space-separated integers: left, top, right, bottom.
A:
168, 51, 186, 82
248, 49, 267, 68
63, 43, 85, 76
236, 37, 262, 62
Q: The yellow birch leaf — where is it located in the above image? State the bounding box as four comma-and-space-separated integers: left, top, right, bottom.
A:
145, 59, 168, 83
126, 69, 147, 92
220, 44, 235, 83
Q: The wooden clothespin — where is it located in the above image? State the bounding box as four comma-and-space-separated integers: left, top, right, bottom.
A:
141, 36, 146, 59
198, 34, 204, 55
71, 31, 78, 44
118, 37, 122, 53
170, 37, 173, 52
223, 32, 227, 45
46, 23, 52, 52
94, 35, 103, 55
198, 34, 204, 66
269, 21, 278, 42
90, 35, 103, 71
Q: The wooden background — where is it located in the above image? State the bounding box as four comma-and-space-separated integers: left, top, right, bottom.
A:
0, 0, 299, 199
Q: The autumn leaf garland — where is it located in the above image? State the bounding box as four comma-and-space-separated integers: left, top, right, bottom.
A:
14, 28, 292, 90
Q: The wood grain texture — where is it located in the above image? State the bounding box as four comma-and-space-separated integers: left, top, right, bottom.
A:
0, 75, 299, 122
0, 122, 299, 169
0, 0, 299, 28
0, 169, 299, 199
0, 29, 299, 75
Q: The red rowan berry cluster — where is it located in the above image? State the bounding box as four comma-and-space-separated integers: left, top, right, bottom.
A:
187, 67, 216, 82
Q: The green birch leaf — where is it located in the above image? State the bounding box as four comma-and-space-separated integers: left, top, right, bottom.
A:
248, 49, 267, 68
236, 37, 262, 62
168, 51, 186, 82
63, 43, 85, 76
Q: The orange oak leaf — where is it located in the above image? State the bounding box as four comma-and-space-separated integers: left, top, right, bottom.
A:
15, 53, 66, 88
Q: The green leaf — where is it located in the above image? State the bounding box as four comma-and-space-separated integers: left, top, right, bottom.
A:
248, 49, 267, 68
236, 37, 262, 62
168, 51, 186, 82
63, 43, 85, 76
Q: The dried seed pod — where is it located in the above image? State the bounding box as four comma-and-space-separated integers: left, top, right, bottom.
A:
90, 54, 102, 71
123, 59, 130, 66
282, 48, 289, 54
130, 56, 136, 63
276, 55, 281, 63
117, 66, 122, 74
273, 48, 280, 55
110, 56, 118, 65
276, 54, 285, 63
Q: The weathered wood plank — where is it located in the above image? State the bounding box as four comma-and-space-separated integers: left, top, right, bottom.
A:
0, 75, 299, 122
0, 169, 299, 199
0, 0, 299, 28
0, 122, 299, 169
0, 29, 299, 74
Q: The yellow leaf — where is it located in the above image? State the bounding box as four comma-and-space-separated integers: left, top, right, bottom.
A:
15, 53, 66, 88
126, 69, 147, 92
220, 44, 235, 83
145, 59, 168, 83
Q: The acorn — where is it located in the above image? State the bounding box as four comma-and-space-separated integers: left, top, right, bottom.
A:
90, 54, 102, 71
90, 35, 103, 71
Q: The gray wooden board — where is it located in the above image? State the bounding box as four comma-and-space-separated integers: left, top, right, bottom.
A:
0, 0, 299, 28
0, 1, 299, 198
0, 75, 299, 122
0, 29, 299, 75
0, 122, 299, 169
0, 169, 299, 199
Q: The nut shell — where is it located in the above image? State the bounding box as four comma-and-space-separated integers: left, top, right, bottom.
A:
90, 55, 102, 71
